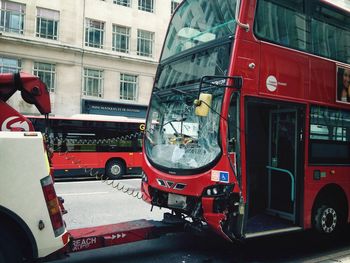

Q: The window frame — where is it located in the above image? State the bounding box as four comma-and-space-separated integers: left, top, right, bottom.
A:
138, 0, 154, 13
113, 0, 131, 7
33, 62, 56, 93
0, 56, 21, 73
119, 73, 138, 101
137, 29, 154, 57
85, 18, 105, 49
36, 8, 59, 40
112, 24, 130, 53
83, 68, 104, 98
0, 0, 25, 34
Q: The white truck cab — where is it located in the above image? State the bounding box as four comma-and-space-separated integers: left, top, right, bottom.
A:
0, 132, 68, 262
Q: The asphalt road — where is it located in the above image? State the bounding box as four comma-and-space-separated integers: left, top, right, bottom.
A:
52, 179, 350, 263
54, 178, 166, 229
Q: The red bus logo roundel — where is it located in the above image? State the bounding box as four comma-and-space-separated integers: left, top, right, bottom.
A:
266, 75, 278, 92
1, 116, 30, 131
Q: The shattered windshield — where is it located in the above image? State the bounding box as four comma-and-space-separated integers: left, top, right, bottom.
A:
145, 87, 225, 171
145, 43, 232, 172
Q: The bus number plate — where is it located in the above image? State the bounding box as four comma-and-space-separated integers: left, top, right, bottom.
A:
168, 193, 187, 209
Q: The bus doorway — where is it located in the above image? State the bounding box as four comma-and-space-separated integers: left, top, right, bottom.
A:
268, 110, 297, 221
245, 98, 305, 237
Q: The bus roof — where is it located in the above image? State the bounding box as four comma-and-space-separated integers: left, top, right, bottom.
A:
26, 114, 145, 123
321, 0, 350, 12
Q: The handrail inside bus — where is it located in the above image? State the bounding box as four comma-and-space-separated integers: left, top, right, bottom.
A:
266, 166, 295, 202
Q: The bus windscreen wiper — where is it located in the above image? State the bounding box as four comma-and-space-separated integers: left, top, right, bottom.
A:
171, 87, 190, 95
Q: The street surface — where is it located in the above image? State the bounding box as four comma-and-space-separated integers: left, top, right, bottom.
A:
53, 179, 350, 263
54, 178, 166, 229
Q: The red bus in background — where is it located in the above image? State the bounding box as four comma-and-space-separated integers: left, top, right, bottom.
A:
28, 114, 144, 179
142, 0, 350, 241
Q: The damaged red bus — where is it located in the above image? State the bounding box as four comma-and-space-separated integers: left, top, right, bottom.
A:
141, 0, 350, 241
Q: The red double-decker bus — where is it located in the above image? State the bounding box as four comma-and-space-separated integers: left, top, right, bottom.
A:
141, 0, 350, 241
29, 114, 144, 179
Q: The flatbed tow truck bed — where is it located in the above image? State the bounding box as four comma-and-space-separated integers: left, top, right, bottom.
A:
66, 216, 185, 254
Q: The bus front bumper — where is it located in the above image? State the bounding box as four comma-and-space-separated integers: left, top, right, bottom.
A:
141, 179, 243, 241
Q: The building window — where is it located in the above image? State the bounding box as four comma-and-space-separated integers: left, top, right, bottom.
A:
0, 57, 21, 73
171, 0, 180, 14
83, 68, 103, 97
137, 29, 154, 57
113, 0, 131, 7
85, 19, 104, 48
0, 1, 25, 34
112, 25, 130, 53
36, 8, 59, 40
33, 62, 56, 93
120, 74, 138, 101
138, 0, 154, 13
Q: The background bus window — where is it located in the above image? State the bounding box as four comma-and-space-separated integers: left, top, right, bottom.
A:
29, 116, 143, 153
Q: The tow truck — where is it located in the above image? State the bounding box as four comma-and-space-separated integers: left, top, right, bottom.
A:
0, 72, 185, 262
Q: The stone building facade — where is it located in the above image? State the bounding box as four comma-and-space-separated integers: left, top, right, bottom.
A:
0, 0, 181, 117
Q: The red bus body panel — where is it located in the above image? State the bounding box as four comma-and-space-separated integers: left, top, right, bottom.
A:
52, 151, 143, 177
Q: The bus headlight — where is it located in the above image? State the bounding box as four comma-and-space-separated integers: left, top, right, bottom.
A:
203, 184, 234, 197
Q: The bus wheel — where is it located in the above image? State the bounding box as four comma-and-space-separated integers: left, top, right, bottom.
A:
314, 203, 342, 235
106, 160, 125, 179
0, 226, 23, 263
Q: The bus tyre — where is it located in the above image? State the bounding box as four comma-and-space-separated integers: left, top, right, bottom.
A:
314, 204, 341, 235
0, 226, 23, 263
106, 160, 125, 179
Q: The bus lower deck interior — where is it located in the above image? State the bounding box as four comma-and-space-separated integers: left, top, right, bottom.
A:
244, 98, 304, 236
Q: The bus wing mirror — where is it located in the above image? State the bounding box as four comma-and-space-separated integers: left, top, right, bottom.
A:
194, 93, 212, 117
194, 76, 242, 117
